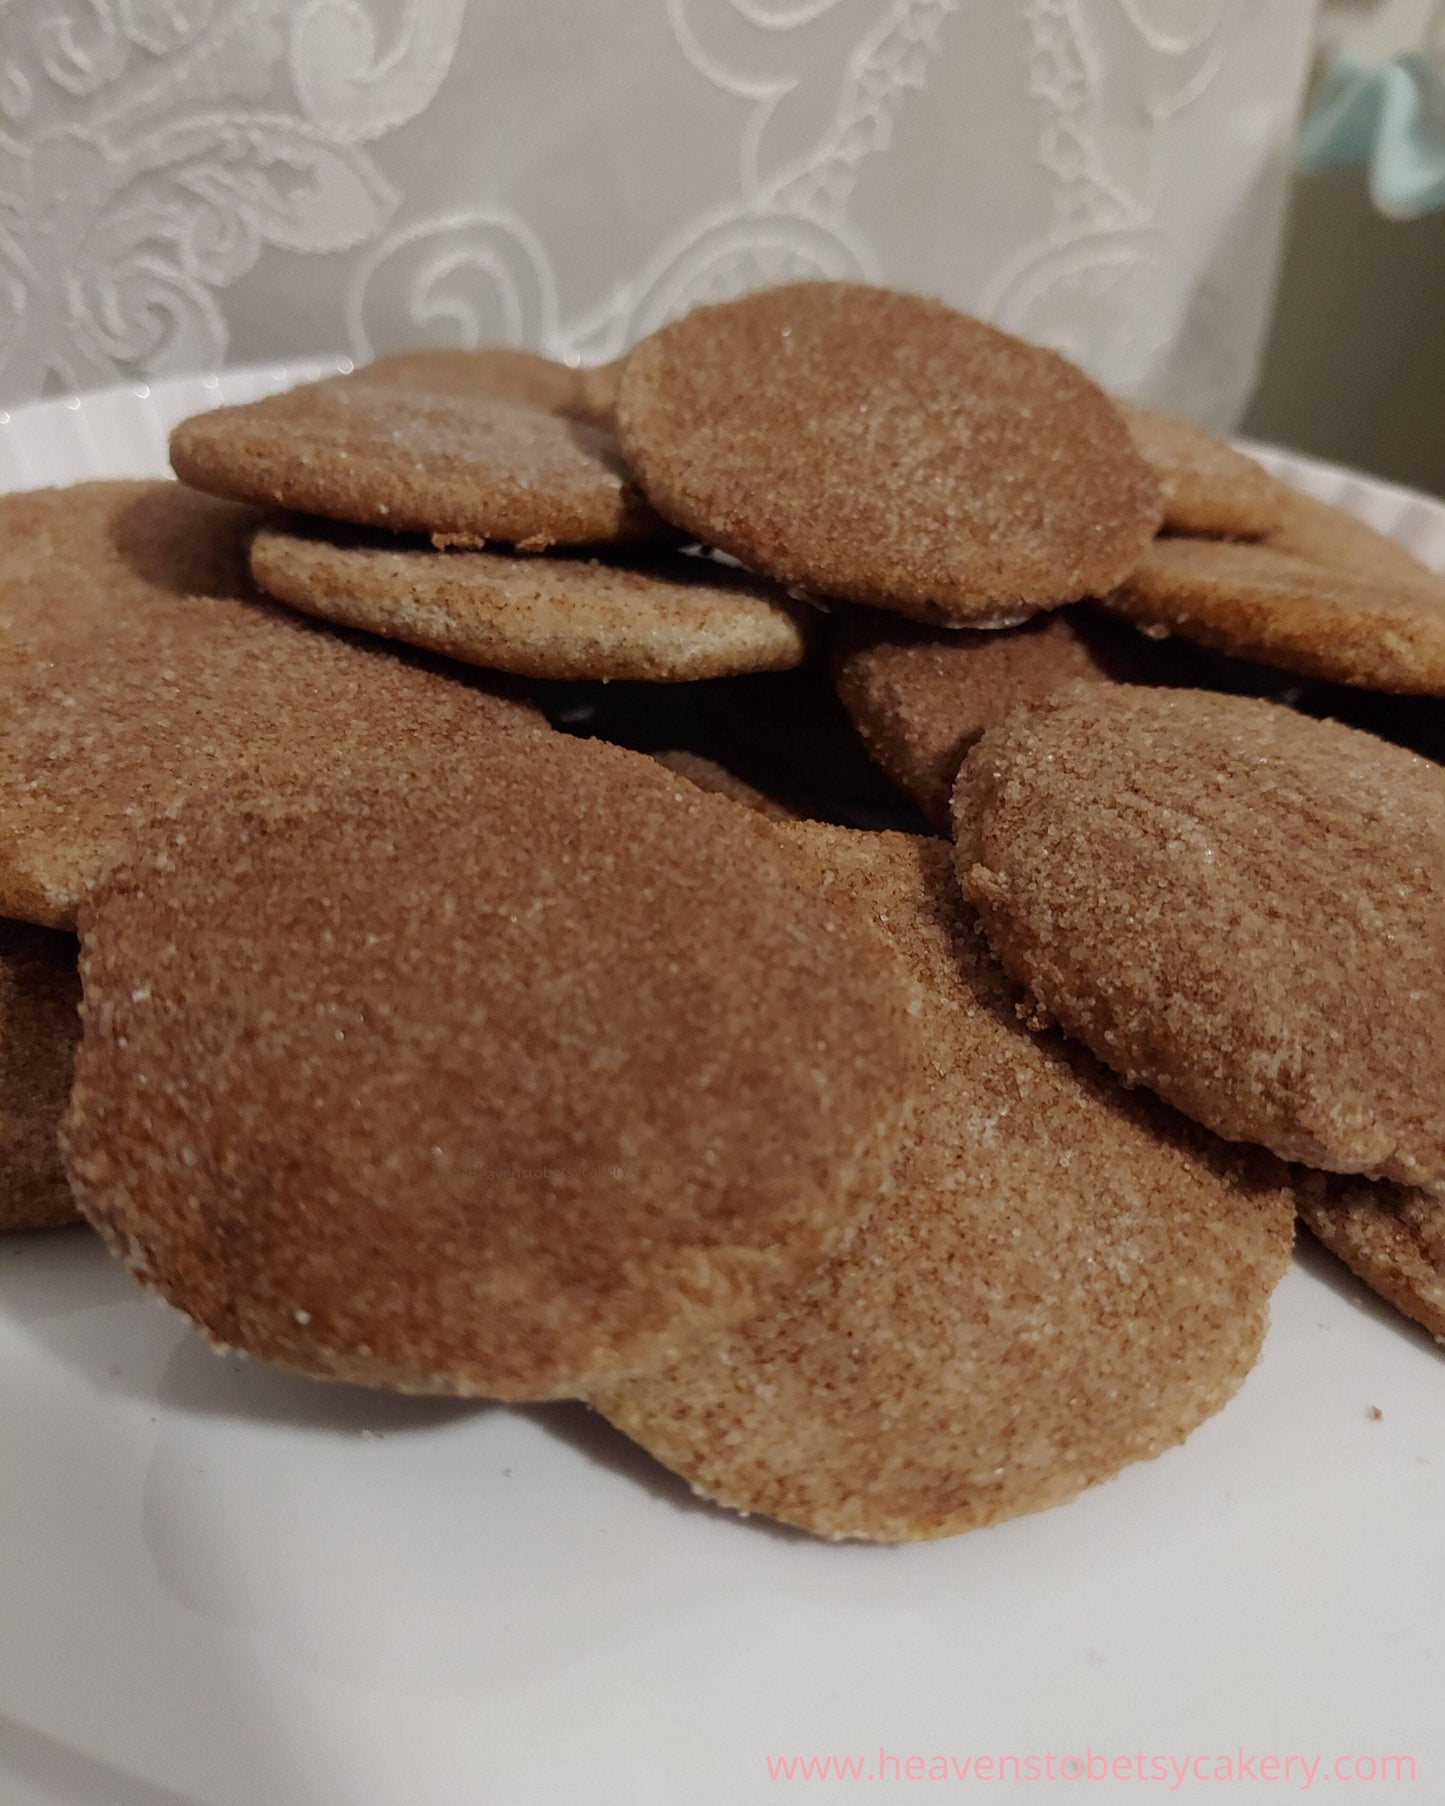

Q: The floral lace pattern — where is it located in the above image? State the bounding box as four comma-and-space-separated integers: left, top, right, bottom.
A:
0, 0, 1315, 423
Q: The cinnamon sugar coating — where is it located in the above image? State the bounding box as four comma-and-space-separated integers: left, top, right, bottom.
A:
956, 685, 1445, 1183
616, 282, 1162, 626
649, 751, 798, 821
1297, 1174, 1445, 1343
66, 737, 920, 1400
1117, 401, 1282, 538
171, 352, 660, 551
1105, 536, 1445, 694
594, 826, 1294, 1541
0, 482, 539, 929
832, 609, 1144, 829
251, 518, 808, 682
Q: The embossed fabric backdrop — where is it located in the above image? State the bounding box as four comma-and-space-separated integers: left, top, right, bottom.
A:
0, 1, 1316, 426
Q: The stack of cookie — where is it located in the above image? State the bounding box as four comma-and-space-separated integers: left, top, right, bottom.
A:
0, 479, 539, 1234
171, 347, 811, 685
3, 281, 1442, 1543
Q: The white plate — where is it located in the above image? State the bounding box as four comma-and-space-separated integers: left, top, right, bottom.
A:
2, 371, 1444, 1806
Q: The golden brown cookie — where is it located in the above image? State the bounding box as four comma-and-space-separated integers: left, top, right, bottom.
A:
615, 282, 1162, 626
1103, 535, 1445, 693
348, 347, 582, 413
0, 482, 540, 930
593, 825, 1294, 1542
956, 686, 1445, 1185
250, 519, 808, 682
832, 609, 1143, 831
66, 736, 920, 1400
649, 751, 798, 821
170, 354, 661, 552
1296, 1174, 1445, 1344
832, 608, 1293, 833
1266, 481, 1445, 589
1, 921, 82, 1232
356, 348, 623, 434
1116, 401, 1282, 538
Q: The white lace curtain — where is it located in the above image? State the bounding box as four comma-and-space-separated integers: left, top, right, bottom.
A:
0, 0, 1316, 426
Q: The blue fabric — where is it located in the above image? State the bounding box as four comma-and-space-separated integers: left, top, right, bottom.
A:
1299, 52, 1445, 217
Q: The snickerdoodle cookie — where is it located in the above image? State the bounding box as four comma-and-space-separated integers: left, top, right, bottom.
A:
66, 736, 919, 1400
1116, 401, 1282, 538
955, 685, 1445, 1184
0, 482, 539, 929
1297, 1175, 1445, 1344
1266, 482, 1444, 590
250, 519, 808, 682
171, 352, 660, 551
1104, 536, 1445, 693
593, 825, 1294, 1541
616, 282, 1162, 625
832, 609, 1147, 829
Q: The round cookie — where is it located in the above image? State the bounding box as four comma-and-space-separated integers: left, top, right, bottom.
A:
171, 356, 661, 552
832, 608, 1293, 832
1116, 401, 1283, 538
349, 347, 583, 414
1296, 1174, 1445, 1344
250, 518, 809, 682
649, 751, 798, 822
1266, 482, 1445, 590
0, 482, 540, 930
351, 348, 627, 438
832, 609, 1145, 831
955, 685, 1445, 1184
2, 921, 82, 1232
1103, 536, 1445, 693
593, 824, 1295, 1543
615, 282, 1163, 626
65, 736, 920, 1400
